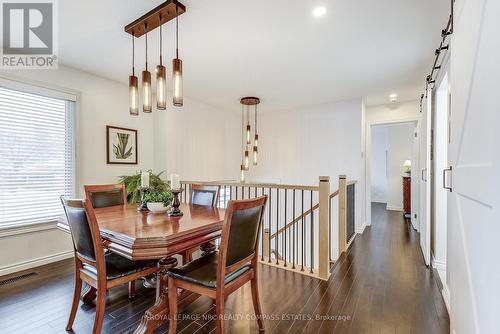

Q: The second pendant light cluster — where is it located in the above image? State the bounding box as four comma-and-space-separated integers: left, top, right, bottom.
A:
240, 97, 260, 183
129, 6, 183, 115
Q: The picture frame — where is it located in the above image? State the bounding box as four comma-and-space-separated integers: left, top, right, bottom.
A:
106, 125, 138, 164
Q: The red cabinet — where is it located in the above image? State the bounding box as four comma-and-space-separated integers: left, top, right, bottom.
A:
402, 176, 411, 218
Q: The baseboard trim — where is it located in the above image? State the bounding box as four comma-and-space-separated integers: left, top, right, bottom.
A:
355, 221, 367, 234
386, 206, 403, 211
431, 255, 447, 271
441, 283, 451, 314
0, 250, 74, 277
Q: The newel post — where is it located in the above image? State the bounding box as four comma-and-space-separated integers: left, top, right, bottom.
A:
318, 176, 330, 280
338, 175, 347, 255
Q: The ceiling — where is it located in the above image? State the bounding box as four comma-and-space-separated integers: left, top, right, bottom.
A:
58, 0, 449, 111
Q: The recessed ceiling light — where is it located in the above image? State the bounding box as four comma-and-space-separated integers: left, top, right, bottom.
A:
389, 94, 398, 102
313, 6, 326, 17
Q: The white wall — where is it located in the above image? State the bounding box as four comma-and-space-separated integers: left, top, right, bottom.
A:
371, 123, 415, 212
386, 123, 414, 211
153, 98, 238, 181
371, 126, 388, 203
245, 99, 365, 232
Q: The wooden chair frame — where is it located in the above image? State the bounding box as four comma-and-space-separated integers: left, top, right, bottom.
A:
184, 184, 221, 263
189, 184, 220, 207
62, 198, 159, 334
168, 196, 267, 334
84, 183, 127, 206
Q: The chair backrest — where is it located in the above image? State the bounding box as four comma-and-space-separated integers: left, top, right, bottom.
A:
190, 184, 220, 207
85, 184, 127, 208
218, 196, 267, 273
60, 196, 104, 265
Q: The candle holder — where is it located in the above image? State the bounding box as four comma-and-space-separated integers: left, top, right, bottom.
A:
168, 189, 183, 217
137, 187, 149, 212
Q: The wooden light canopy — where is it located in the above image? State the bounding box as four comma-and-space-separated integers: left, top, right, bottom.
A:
124, 0, 186, 38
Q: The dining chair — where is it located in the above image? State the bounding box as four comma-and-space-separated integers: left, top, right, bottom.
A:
183, 184, 221, 263
61, 196, 159, 334
167, 196, 268, 334
84, 183, 127, 209
190, 184, 220, 207
84, 183, 141, 298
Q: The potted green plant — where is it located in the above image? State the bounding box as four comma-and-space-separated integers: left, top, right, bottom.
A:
118, 170, 169, 204
143, 191, 173, 213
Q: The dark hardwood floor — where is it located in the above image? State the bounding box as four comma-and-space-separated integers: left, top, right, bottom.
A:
0, 203, 449, 333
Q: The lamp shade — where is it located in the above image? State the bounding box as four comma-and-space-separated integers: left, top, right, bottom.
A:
129, 75, 139, 115
156, 65, 167, 110
172, 58, 183, 106
142, 70, 152, 112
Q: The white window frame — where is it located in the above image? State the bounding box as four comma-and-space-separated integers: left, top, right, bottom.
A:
0, 75, 77, 234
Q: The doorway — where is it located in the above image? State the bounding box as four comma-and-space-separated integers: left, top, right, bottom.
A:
370, 121, 418, 226
431, 72, 449, 286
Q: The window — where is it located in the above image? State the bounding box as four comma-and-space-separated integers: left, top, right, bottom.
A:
0, 82, 75, 228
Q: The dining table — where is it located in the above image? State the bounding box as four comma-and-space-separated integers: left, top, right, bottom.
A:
57, 202, 225, 334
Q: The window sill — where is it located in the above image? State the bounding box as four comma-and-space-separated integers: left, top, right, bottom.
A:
0, 220, 60, 238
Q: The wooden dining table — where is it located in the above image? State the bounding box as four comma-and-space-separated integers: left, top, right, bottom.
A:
57, 202, 225, 334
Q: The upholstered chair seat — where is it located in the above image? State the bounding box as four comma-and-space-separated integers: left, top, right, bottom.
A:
168, 252, 251, 289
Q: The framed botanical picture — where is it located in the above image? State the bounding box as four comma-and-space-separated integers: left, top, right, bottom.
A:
106, 126, 138, 164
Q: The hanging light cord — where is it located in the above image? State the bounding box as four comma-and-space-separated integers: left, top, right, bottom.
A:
241, 104, 244, 162
145, 24, 148, 70
132, 33, 135, 76
176, 6, 179, 59
159, 16, 163, 65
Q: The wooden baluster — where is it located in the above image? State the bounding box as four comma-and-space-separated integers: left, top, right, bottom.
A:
318, 176, 330, 280
236, 186, 239, 200
310, 190, 314, 273
301, 189, 304, 271
283, 189, 287, 267
275, 188, 279, 265
338, 175, 347, 256
292, 189, 296, 269
268, 188, 272, 263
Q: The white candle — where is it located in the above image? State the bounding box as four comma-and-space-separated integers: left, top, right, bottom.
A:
170, 174, 180, 190
141, 171, 150, 188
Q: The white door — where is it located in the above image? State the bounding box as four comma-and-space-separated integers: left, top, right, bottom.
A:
419, 90, 432, 266
447, 0, 500, 332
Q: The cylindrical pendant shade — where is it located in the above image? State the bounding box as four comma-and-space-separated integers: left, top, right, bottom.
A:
142, 70, 152, 113
156, 65, 167, 110
244, 150, 249, 170
253, 146, 258, 165
129, 75, 139, 116
173, 58, 183, 107
240, 165, 245, 183
254, 134, 258, 147
246, 125, 251, 144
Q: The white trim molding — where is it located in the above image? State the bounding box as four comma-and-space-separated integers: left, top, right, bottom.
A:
441, 283, 451, 314
355, 221, 368, 234
0, 250, 74, 277
0, 221, 59, 238
386, 205, 403, 211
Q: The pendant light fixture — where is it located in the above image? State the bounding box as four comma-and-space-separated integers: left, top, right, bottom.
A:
172, 5, 183, 107
156, 16, 167, 110
129, 33, 139, 116
142, 24, 152, 113
253, 104, 259, 165
240, 104, 246, 182
239, 97, 261, 177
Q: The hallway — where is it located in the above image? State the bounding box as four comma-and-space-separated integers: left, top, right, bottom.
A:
331, 203, 450, 333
